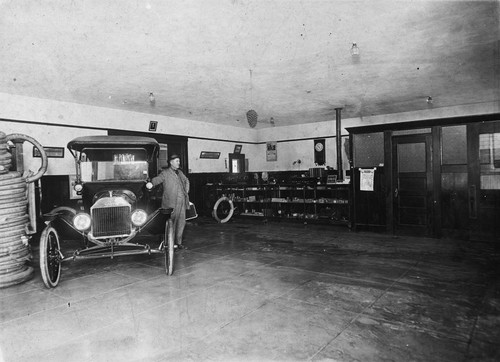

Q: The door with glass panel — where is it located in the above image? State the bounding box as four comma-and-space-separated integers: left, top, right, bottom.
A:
392, 134, 433, 236
471, 121, 500, 240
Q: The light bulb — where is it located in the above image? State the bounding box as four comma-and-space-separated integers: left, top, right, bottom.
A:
350, 42, 360, 56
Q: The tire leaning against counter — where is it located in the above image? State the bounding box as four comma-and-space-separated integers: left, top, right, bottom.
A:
212, 196, 235, 223
0, 132, 48, 288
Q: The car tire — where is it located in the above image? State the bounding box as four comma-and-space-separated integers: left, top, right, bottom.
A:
164, 219, 174, 276
39, 225, 62, 288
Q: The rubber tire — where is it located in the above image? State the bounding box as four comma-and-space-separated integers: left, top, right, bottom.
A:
164, 219, 174, 276
39, 225, 62, 288
212, 196, 235, 223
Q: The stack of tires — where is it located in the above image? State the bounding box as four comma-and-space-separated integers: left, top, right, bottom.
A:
0, 131, 33, 288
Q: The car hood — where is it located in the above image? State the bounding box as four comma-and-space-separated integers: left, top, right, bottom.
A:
82, 181, 145, 210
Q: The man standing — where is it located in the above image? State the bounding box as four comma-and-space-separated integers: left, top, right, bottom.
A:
151, 154, 190, 249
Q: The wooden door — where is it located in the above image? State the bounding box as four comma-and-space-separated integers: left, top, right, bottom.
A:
392, 134, 433, 236
469, 121, 500, 241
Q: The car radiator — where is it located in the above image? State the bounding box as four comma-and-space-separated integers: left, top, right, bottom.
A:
91, 197, 131, 238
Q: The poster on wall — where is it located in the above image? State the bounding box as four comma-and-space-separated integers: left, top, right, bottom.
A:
359, 168, 376, 191
266, 142, 277, 161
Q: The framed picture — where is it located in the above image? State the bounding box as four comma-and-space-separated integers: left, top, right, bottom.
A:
234, 144, 242, 154
200, 151, 221, 159
33, 146, 64, 158
149, 121, 158, 132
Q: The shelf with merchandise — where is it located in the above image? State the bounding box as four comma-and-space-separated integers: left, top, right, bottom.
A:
206, 182, 350, 226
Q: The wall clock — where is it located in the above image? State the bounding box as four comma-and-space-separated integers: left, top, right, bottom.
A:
314, 139, 326, 165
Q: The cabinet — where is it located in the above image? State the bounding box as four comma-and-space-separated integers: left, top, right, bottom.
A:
208, 183, 351, 226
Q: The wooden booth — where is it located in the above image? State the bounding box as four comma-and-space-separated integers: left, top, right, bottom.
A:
347, 114, 500, 242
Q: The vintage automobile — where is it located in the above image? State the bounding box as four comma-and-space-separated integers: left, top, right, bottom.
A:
39, 135, 176, 288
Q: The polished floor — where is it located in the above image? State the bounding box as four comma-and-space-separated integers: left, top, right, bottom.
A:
1, 217, 499, 362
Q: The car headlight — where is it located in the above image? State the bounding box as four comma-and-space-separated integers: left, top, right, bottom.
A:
131, 209, 148, 227
73, 213, 91, 231
73, 183, 83, 193
145, 182, 153, 190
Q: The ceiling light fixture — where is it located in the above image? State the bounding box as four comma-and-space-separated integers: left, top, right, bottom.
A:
149, 92, 155, 106
350, 42, 360, 56
247, 69, 258, 128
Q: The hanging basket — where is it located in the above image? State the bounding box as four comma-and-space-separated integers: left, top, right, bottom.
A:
246, 110, 258, 128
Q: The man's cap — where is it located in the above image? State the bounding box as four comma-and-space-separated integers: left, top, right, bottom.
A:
169, 154, 180, 161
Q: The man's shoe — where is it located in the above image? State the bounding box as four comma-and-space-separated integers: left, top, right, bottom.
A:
174, 244, 185, 252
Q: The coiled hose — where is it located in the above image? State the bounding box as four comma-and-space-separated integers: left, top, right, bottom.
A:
0, 131, 47, 288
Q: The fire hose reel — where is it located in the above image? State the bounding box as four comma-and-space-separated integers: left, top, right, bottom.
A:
0, 131, 48, 288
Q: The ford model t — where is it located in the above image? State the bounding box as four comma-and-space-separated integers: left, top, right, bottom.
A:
39, 136, 175, 288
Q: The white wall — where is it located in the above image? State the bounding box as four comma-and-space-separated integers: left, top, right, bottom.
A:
251, 101, 499, 172
188, 138, 248, 173
188, 136, 350, 173
247, 136, 350, 173
0, 92, 257, 175
0, 92, 257, 142
1, 92, 497, 175
255, 101, 500, 143
0, 121, 105, 176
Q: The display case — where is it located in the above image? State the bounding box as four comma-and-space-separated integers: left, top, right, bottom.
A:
207, 182, 351, 226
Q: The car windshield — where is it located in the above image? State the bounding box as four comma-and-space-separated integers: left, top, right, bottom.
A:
79, 149, 149, 182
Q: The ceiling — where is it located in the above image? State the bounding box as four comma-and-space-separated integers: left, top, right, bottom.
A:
0, 0, 498, 129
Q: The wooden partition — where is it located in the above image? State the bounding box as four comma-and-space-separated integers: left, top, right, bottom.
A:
348, 114, 500, 241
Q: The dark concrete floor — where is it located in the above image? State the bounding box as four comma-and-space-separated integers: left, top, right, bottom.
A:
1, 217, 499, 362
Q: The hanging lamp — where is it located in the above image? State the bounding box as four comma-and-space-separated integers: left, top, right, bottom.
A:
246, 69, 258, 128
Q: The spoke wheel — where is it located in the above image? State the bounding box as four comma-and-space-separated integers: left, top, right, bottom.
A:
163, 219, 174, 275
39, 226, 62, 288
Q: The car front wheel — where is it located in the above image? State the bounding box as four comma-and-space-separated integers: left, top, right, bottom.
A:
163, 219, 174, 276
39, 225, 62, 288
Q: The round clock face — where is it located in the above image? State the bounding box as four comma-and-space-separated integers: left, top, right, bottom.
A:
315, 142, 324, 152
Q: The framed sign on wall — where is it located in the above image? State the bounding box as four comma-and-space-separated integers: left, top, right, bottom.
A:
266, 142, 277, 161
33, 146, 64, 158
149, 121, 158, 132
200, 151, 221, 159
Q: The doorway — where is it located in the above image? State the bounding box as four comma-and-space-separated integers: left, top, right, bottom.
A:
392, 134, 433, 237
